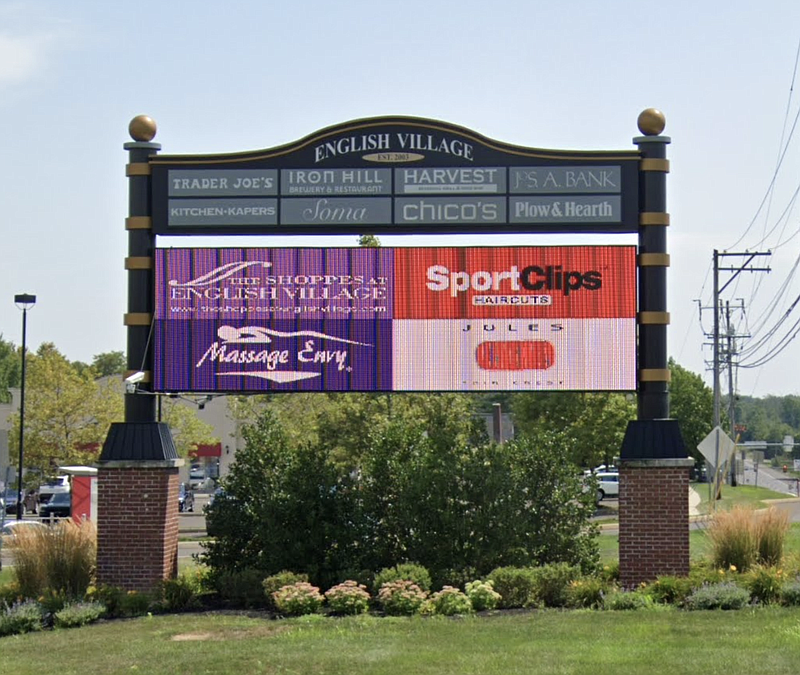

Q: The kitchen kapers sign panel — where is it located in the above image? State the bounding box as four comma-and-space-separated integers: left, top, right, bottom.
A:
153, 246, 636, 392
150, 117, 639, 235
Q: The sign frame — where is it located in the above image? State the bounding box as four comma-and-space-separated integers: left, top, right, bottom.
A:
150, 116, 640, 236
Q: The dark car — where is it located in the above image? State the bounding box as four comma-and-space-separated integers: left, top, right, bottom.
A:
39, 492, 71, 520
2, 488, 24, 516
178, 483, 195, 512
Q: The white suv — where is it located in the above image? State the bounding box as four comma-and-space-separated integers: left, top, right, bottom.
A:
595, 472, 619, 501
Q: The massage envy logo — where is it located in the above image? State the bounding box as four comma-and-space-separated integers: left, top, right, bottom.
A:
196, 325, 372, 383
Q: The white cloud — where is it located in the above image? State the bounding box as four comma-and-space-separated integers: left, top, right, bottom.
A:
0, 2, 78, 89
0, 32, 51, 84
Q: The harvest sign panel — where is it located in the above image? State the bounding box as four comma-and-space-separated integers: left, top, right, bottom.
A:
154, 246, 636, 392
150, 117, 639, 235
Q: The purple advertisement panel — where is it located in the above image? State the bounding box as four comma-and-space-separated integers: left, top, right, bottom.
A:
156, 247, 393, 320
155, 319, 392, 392
155, 248, 393, 392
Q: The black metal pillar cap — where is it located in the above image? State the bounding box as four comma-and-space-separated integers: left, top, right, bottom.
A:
100, 422, 179, 462
620, 419, 688, 460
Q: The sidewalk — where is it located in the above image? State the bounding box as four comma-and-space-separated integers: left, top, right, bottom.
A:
688, 486, 701, 517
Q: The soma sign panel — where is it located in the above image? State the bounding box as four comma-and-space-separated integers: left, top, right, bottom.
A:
154, 246, 637, 392
151, 117, 639, 235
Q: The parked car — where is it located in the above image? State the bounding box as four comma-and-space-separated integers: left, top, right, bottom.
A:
38, 476, 70, 505
178, 483, 195, 512
595, 471, 620, 501
39, 492, 71, 520
2, 488, 25, 516
1, 520, 46, 540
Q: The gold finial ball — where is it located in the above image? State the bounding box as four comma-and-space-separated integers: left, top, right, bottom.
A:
128, 115, 157, 142
637, 108, 666, 136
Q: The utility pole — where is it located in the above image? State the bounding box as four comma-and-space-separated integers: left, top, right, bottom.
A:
707, 250, 770, 491
724, 299, 747, 485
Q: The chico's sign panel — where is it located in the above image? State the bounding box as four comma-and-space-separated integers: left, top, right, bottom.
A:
154, 246, 636, 392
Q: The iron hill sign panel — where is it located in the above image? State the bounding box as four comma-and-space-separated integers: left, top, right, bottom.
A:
150, 117, 640, 235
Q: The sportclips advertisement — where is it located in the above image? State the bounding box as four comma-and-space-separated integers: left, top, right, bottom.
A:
154, 246, 636, 392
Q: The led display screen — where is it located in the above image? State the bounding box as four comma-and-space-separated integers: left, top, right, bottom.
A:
154, 246, 636, 392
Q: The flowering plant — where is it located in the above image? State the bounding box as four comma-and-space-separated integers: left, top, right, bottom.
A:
324, 580, 371, 615
465, 580, 501, 611
377, 580, 428, 616
272, 582, 324, 616
424, 586, 474, 616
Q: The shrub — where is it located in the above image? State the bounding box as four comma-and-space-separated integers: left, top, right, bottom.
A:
119, 590, 153, 617
566, 576, 610, 609
465, 580, 501, 612
423, 586, 473, 616
0, 599, 44, 636
373, 563, 432, 594
0, 582, 22, 608
684, 582, 751, 610
53, 601, 106, 628
743, 566, 785, 605
272, 582, 324, 616
263, 571, 309, 611
603, 590, 655, 611
324, 580, 370, 615
706, 506, 758, 572
644, 575, 697, 606
85, 586, 151, 618
214, 568, 269, 608
157, 574, 203, 612
755, 508, 790, 566
531, 563, 581, 608
8, 520, 96, 599
377, 580, 428, 616
598, 561, 619, 584
486, 567, 538, 609
202, 411, 598, 589
780, 579, 800, 606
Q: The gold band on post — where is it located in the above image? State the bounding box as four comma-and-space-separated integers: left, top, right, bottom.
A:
640, 158, 670, 172
639, 368, 671, 383
638, 253, 671, 267
123, 312, 152, 326
125, 256, 153, 270
638, 311, 670, 325
126, 163, 151, 176
639, 212, 670, 226
125, 216, 152, 230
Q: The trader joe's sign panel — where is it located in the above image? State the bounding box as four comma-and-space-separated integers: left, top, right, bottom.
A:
151, 117, 639, 235
154, 246, 636, 392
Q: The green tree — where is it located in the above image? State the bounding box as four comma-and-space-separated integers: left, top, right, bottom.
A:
91, 350, 126, 377
159, 397, 219, 457
511, 392, 635, 468
668, 358, 714, 462
203, 403, 598, 588
0, 334, 20, 403
8, 344, 123, 475
357, 234, 381, 248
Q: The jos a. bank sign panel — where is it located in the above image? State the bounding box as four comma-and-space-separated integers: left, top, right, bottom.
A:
150, 117, 639, 235
154, 246, 636, 393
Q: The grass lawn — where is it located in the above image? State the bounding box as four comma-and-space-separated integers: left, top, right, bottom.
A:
3, 608, 800, 674
695, 484, 794, 514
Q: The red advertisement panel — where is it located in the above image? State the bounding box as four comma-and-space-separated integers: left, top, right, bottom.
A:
393, 246, 636, 320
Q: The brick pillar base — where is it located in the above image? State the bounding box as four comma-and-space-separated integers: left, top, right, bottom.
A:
619, 459, 694, 588
96, 462, 181, 592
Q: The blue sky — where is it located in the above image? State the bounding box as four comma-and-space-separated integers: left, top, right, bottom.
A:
2, 0, 800, 398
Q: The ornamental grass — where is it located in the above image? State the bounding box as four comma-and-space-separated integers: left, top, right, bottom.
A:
7, 520, 96, 600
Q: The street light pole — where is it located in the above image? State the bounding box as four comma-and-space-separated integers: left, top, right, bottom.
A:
14, 293, 36, 521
